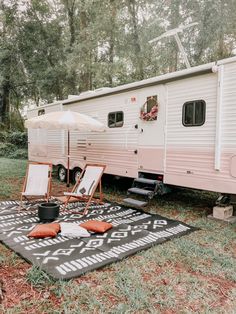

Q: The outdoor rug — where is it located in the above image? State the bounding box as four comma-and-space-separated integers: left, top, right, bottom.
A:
0, 200, 198, 280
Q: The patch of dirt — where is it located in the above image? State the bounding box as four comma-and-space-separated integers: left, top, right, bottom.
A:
0, 260, 63, 312
172, 263, 236, 311
1, 262, 36, 308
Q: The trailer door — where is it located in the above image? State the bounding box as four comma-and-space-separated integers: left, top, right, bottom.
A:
137, 85, 166, 174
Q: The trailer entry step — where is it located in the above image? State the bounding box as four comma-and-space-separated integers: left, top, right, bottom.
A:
128, 187, 154, 197
134, 178, 158, 185
123, 198, 147, 207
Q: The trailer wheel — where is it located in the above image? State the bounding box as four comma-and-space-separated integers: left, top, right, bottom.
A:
72, 168, 82, 183
58, 166, 67, 182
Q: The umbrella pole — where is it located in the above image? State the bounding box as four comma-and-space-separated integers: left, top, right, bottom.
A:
67, 130, 70, 187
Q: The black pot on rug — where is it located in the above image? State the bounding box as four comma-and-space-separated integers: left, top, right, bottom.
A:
38, 203, 60, 223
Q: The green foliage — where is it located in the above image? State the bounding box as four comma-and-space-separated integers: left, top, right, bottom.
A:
5, 131, 28, 148
8, 110, 25, 131
8, 148, 28, 160
0, 131, 7, 142
0, 143, 17, 157
0, 130, 28, 159
0, 0, 236, 131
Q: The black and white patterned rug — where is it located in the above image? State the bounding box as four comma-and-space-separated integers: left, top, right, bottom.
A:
0, 200, 198, 280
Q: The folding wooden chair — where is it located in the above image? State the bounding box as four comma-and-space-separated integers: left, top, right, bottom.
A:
20, 161, 52, 207
63, 164, 106, 215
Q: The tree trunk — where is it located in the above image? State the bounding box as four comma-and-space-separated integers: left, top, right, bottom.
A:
107, 0, 116, 86
126, 0, 144, 80
68, 2, 76, 47
62, 0, 77, 94
79, 6, 91, 92
0, 80, 10, 128
63, 0, 76, 47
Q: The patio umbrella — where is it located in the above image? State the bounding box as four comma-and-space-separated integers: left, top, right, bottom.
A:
25, 111, 105, 186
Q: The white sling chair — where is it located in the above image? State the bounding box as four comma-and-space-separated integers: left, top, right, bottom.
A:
20, 162, 52, 207
63, 164, 106, 215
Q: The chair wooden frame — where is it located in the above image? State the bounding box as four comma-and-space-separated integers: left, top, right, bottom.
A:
63, 163, 106, 215
20, 161, 53, 208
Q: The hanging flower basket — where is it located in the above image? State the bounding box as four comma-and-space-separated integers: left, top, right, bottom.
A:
140, 98, 158, 121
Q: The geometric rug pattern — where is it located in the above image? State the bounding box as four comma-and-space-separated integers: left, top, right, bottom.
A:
0, 201, 198, 280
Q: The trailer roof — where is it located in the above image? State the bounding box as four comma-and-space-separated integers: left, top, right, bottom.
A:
28, 56, 236, 111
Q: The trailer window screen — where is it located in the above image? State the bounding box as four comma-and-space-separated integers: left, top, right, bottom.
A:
183, 100, 205, 126
108, 111, 124, 128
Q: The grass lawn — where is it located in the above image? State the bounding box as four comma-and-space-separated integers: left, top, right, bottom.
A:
0, 158, 27, 201
0, 157, 236, 313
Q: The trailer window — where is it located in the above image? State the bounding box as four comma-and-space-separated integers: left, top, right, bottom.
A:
183, 100, 205, 126
108, 111, 124, 128
38, 109, 45, 116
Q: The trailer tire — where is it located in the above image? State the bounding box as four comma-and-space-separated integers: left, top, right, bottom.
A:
58, 166, 67, 182
72, 168, 82, 183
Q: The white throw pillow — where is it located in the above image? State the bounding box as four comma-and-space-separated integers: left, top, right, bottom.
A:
60, 222, 90, 238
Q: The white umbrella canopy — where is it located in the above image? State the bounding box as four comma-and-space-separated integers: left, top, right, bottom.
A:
25, 111, 105, 131
25, 111, 105, 186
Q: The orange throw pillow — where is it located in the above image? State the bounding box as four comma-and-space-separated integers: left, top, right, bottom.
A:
80, 220, 112, 233
28, 223, 61, 238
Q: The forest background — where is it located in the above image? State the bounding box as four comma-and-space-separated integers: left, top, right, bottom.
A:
0, 0, 236, 131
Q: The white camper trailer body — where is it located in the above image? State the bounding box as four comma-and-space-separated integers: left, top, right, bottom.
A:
27, 56, 236, 195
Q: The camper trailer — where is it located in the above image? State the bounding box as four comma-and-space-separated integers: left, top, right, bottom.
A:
27, 56, 236, 205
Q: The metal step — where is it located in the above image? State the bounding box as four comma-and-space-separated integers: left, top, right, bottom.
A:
123, 198, 147, 207
128, 187, 154, 196
134, 178, 158, 185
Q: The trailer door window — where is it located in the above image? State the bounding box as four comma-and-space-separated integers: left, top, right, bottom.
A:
183, 100, 205, 126
140, 95, 158, 121
108, 111, 124, 128
147, 95, 157, 113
